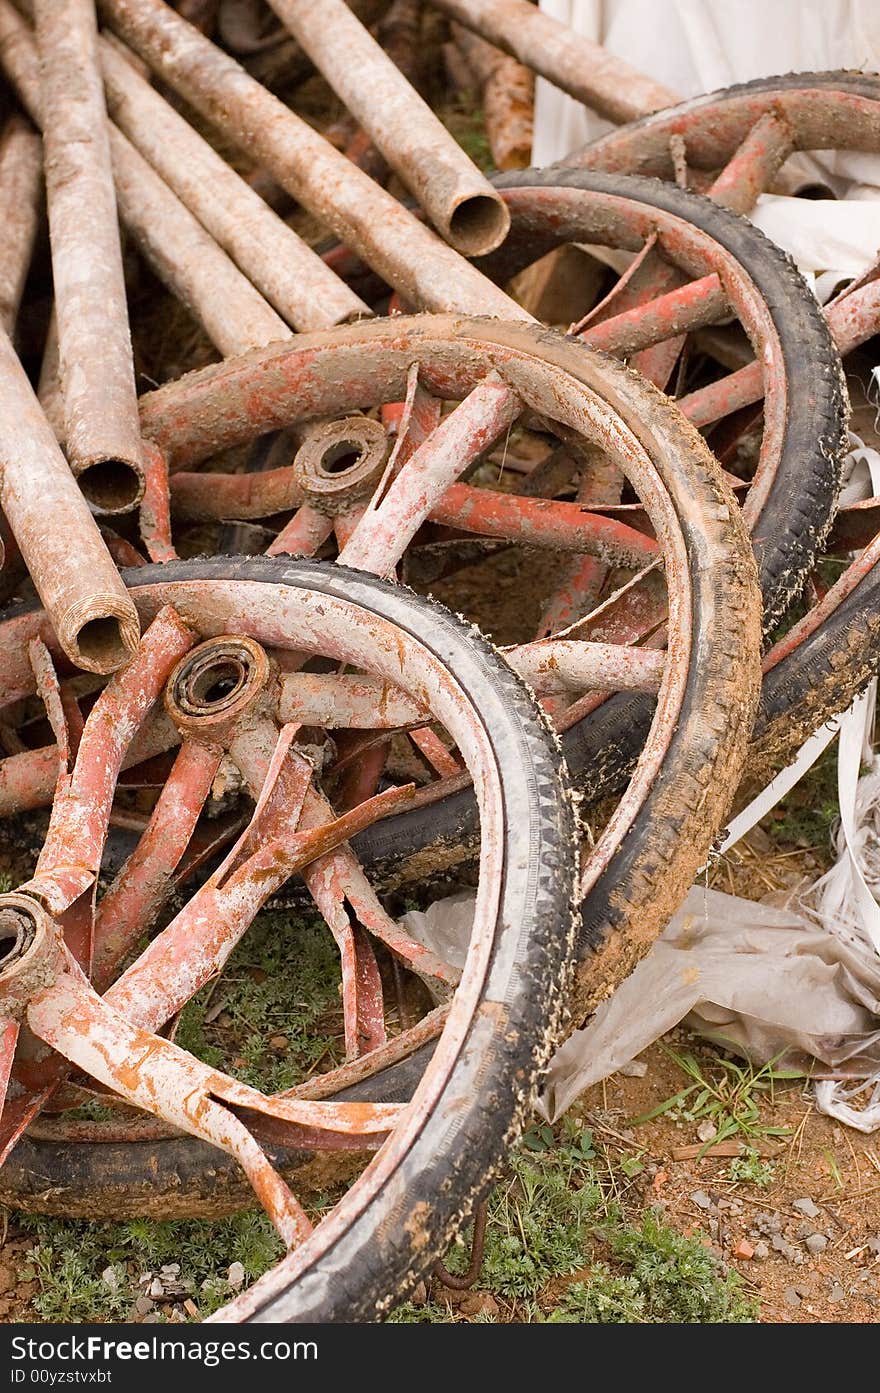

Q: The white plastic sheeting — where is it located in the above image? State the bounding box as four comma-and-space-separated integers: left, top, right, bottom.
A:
534, 1, 880, 287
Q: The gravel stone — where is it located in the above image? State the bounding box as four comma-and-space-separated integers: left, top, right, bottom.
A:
793, 1198, 821, 1219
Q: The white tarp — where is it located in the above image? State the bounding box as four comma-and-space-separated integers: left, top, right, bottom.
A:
534, 1, 880, 286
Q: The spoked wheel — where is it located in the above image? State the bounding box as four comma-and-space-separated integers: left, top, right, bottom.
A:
0, 558, 577, 1322
1, 316, 762, 1015
751, 510, 880, 785
481, 168, 849, 631
569, 71, 880, 193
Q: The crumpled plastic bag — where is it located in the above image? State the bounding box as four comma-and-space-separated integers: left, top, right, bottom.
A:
538, 885, 880, 1124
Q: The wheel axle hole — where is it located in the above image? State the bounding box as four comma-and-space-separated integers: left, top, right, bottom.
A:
320, 442, 363, 476
0, 908, 34, 971
190, 660, 245, 708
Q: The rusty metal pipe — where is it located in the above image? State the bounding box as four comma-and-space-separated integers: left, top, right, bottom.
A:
452, 24, 533, 171
266, 0, 509, 256
430, 0, 677, 125
0, 115, 42, 336
34, 0, 144, 516
3, 6, 292, 361
0, 327, 140, 674
109, 127, 292, 355
98, 38, 369, 331
97, 0, 525, 320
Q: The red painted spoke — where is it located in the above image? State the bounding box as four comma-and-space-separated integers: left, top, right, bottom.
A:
409, 727, 462, 778
104, 727, 314, 1028
678, 359, 762, 427
22, 607, 196, 915
825, 275, 880, 357
559, 563, 667, 646
570, 231, 665, 333
338, 371, 522, 576
0, 708, 185, 821
826, 497, 880, 553
708, 111, 795, 215
266, 502, 334, 557
278, 672, 427, 729
28, 956, 400, 1249
536, 452, 624, 637
171, 462, 304, 523
27, 638, 72, 783
0, 1019, 19, 1132
139, 440, 177, 563
105, 765, 415, 1031
91, 738, 224, 992
505, 638, 664, 697
335, 735, 390, 811
332, 511, 360, 548
631, 333, 685, 391
682, 275, 880, 428
581, 273, 728, 358
430, 484, 659, 565
0, 1077, 57, 1166
299, 784, 458, 988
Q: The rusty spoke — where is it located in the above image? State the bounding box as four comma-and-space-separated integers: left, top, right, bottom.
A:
22, 607, 195, 916
430, 483, 659, 565
338, 371, 522, 576
91, 738, 223, 992
505, 639, 665, 698
708, 110, 795, 215
581, 272, 729, 358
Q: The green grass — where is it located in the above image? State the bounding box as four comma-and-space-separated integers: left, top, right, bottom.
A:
438, 98, 494, 173
15, 1211, 284, 1322
631, 1047, 797, 1154
762, 741, 840, 852
389, 1118, 757, 1324
174, 906, 345, 1092
726, 1148, 777, 1189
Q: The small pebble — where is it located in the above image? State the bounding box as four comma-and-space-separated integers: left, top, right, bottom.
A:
784, 1286, 802, 1308
753, 1241, 769, 1260
690, 1190, 713, 1210
101, 1266, 119, 1291
805, 1233, 828, 1256
829, 1282, 846, 1304
148, 1278, 165, 1299
161, 1264, 181, 1277
793, 1198, 821, 1220
732, 1239, 754, 1260
227, 1261, 245, 1290
269, 1035, 289, 1053
696, 1120, 717, 1143
134, 1296, 154, 1317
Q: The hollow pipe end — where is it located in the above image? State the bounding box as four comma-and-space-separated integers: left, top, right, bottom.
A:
74, 453, 146, 516
59, 594, 142, 676
444, 190, 511, 258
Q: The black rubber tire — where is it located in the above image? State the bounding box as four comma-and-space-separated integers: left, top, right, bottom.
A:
483, 167, 848, 632
0, 556, 578, 1322
750, 559, 880, 785
568, 71, 880, 176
